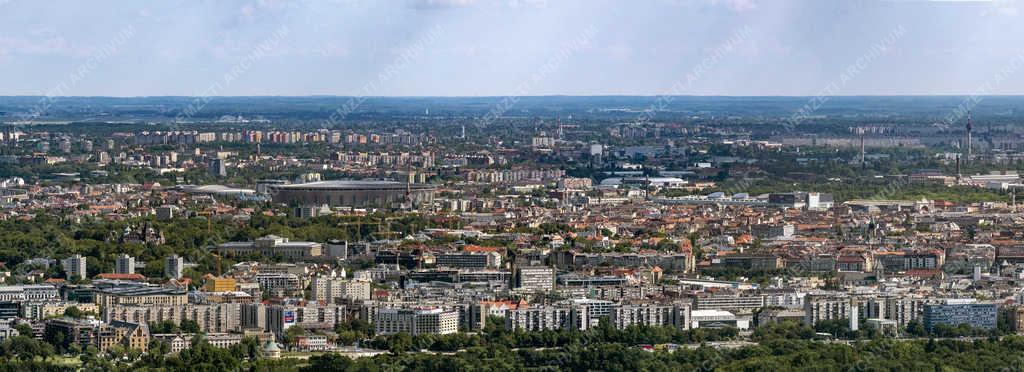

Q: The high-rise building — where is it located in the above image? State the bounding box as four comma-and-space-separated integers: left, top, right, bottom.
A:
506, 305, 588, 331
241, 303, 267, 331
62, 254, 87, 280
923, 299, 997, 331
208, 158, 226, 177
803, 294, 852, 326
612, 304, 691, 330
262, 304, 346, 340
310, 277, 370, 303
155, 205, 177, 221
97, 151, 111, 164
435, 252, 501, 269
514, 266, 555, 291
115, 254, 135, 275
325, 240, 348, 260
589, 143, 603, 164
165, 255, 184, 279
374, 308, 458, 336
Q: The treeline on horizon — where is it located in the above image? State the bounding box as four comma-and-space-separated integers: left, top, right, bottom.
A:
5, 95, 1024, 122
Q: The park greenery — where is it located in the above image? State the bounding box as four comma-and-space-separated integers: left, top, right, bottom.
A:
0, 211, 448, 284
302, 332, 1024, 372
365, 317, 739, 353
8, 320, 1024, 371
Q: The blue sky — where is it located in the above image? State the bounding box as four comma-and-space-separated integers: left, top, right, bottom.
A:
1, 0, 1023, 96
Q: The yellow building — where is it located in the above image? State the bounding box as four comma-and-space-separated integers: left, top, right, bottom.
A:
103, 321, 150, 352
204, 277, 237, 292
22, 302, 99, 320
45, 319, 149, 353
1005, 305, 1024, 333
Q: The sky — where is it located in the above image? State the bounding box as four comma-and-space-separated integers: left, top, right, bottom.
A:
1, 0, 1024, 96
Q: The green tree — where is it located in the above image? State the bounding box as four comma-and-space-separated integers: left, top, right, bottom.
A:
284, 325, 307, 345
13, 323, 33, 337
386, 332, 413, 353
63, 306, 83, 319
180, 319, 202, 334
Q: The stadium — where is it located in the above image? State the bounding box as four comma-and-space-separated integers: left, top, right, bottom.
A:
267, 180, 435, 208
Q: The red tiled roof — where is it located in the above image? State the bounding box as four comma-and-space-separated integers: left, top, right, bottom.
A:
95, 273, 146, 280
463, 245, 501, 253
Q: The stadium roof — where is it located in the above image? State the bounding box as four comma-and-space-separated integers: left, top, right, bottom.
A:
270, 180, 435, 190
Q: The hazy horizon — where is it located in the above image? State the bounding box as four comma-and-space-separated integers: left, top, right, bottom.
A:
7, 94, 1024, 98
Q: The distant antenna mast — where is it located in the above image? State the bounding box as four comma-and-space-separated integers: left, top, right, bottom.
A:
966, 111, 973, 163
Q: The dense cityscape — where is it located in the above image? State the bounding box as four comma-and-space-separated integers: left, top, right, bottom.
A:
0, 94, 1023, 370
